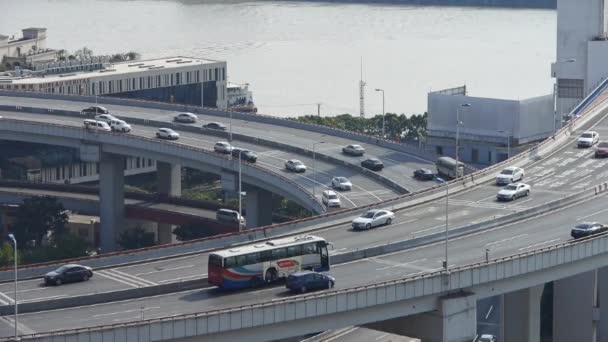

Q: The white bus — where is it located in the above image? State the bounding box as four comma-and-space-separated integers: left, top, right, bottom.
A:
208, 235, 331, 289
436, 156, 464, 179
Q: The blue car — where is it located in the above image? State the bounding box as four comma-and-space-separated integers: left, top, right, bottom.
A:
286, 271, 335, 293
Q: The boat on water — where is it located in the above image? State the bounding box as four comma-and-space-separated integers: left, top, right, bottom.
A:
227, 82, 258, 114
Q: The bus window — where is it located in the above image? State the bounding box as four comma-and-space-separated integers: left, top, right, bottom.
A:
272, 247, 287, 259
260, 250, 272, 262
236, 254, 247, 267
225, 257, 236, 268
302, 242, 318, 254
246, 252, 260, 265
287, 245, 302, 257
209, 254, 223, 267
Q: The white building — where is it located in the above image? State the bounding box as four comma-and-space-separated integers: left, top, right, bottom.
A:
1, 28, 56, 68
426, 0, 608, 166
0, 56, 228, 108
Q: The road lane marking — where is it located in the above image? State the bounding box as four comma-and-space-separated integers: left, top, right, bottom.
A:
576, 208, 608, 221
20, 295, 68, 303
485, 305, 494, 320
324, 327, 359, 342
375, 333, 389, 340
158, 274, 206, 284
485, 234, 529, 247
570, 174, 594, 186
0, 316, 36, 335
92, 306, 160, 318
412, 224, 445, 235
518, 239, 561, 251
0, 292, 12, 305
110, 269, 157, 286
375, 258, 427, 271
134, 264, 195, 276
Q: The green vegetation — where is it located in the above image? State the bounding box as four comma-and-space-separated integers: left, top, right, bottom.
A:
117, 227, 157, 250
173, 223, 216, 242
57, 46, 140, 63
294, 112, 427, 141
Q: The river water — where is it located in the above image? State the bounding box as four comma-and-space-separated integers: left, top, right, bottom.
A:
1, 0, 555, 117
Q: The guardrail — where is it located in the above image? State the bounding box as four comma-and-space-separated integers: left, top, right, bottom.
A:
0, 81, 606, 283
8, 220, 608, 341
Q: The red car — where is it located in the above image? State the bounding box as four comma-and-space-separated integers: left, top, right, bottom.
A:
595, 141, 608, 158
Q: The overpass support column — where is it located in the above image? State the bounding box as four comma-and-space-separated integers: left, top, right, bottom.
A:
245, 187, 273, 229
502, 285, 543, 342
553, 271, 597, 342
156, 161, 182, 244
366, 292, 477, 342
99, 153, 125, 252
598, 267, 608, 342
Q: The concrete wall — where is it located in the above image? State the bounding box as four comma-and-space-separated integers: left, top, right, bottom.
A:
587, 40, 608, 92
518, 94, 554, 142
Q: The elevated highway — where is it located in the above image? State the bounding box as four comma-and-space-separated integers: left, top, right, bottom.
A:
1, 79, 608, 340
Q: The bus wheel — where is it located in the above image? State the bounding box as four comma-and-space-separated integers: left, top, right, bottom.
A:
265, 268, 278, 283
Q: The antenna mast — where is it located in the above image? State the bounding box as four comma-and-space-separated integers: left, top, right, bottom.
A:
359, 57, 365, 118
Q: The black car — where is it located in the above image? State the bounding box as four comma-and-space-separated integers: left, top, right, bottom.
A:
571, 222, 608, 239
203, 122, 227, 131
414, 168, 434, 180
286, 271, 335, 293
44, 264, 93, 286
80, 106, 109, 116
361, 158, 384, 171
231, 147, 257, 163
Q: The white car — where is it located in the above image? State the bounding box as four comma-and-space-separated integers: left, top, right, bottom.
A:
108, 119, 131, 132
94, 114, 117, 123
331, 176, 352, 191
214, 141, 233, 154
351, 209, 395, 230
174, 112, 198, 123
478, 335, 496, 342
83, 119, 111, 132
322, 190, 341, 208
285, 159, 307, 173
578, 131, 600, 148
496, 166, 524, 185
156, 128, 179, 140
497, 183, 531, 201
342, 144, 365, 156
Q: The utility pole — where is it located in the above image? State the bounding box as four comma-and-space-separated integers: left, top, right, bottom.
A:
317, 103, 321, 118
359, 57, 365, 118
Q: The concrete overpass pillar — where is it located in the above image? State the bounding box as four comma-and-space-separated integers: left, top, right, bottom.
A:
99, 153, 125, 252
156, 161, 181, 244
245, 187, 273, 229
598, 267, 608, 342
553, 271, 596, 342
366, 292, 477, 342
502, 284, 543, 342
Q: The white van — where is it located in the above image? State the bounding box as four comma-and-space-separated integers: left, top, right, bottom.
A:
109, 119, 132, 132
83, 119, 111, 131
322, 190, 341, 208
216, 209, 246, 227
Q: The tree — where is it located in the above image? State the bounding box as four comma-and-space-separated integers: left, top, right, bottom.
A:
126, 51, 141, 61
73, 47, 94, 60
117, 227, 157, 250
14, 196, 68, 247
0, 243, 18, 268
173, 224, 214, 241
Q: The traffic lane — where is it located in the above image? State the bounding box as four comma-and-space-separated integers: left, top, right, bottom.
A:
8, 196, 608, 334
113, 254, 208, 285
0, 271, 133, 304
476, 296, 500, 339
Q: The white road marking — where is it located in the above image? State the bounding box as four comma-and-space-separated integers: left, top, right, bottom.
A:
134, 264, 195, 276
485, 305, 494, 320
570, 174, 594, 186
375, 333, 389, 340
324, 327, 359, 342
518, 238, 561, 251
92, 306, 160, 318
0, 292, 12, 305
157, 274, 206, 284
485, 234, 529, 247
412, 224, 445, 235
20, 294, 68, 303
375, 258, 427, 271
0, 315, 36, 335
576, 207, 608, 221
111, 269, 157, 286
329, 248, 347, 255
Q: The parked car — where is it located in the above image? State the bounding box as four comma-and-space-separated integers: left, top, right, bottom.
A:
477, 335, 496, 342
156, 128, 180, 140
496, 183, 531, 201
331, 176, 352, 191
285, 159, 307, 173
81, 106, 109, 116
173, 112, 198, 123
231, 148, 257, 163
108, 119, 131, 132
578, 131, 600, 148
595, 141, 608, 158
94, 114, 117, 123
44, 264, 93, 286
286, 271, 335, 293
571, 222, 608, 239
216, 208, 245, 227
322, 190, 341, 208
214, 141, 233, 154
361, 158, 384, 171
495, 166, 525, 185
413, 168, 434, 181
83, 119, 111, 132
342, 144, 365, 156
203, 122, 227, 131
351, 209, 395, 230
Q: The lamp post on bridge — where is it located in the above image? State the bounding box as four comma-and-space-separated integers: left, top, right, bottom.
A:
455, 103, 471, 176
312, 141, 325, 199
8, 234, 18, 341
554, 58, 576, 131
375, 88, 385, 138
498, 130, 511, 159
435, 178, 449, 273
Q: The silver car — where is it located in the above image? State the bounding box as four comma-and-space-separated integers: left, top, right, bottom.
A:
214, 141, 233, 154
351, 209, 395, 230
497, 183, 531, 201
285, 159, 307, 172
156, 128, 180, 140
174, 112, 198, 123
331, 176, 352, 191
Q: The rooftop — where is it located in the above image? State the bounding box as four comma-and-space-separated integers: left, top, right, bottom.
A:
9, 56, 223, 85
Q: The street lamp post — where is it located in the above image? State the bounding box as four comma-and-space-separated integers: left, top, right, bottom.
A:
8, 234, 18, 341
435, 178, 449, 272
237, 150, 244, 231
375, 89, 385, 137
312, 141, 325, 199
229, 110, 233, 143
455, 103, 471, 176
554, 58, 576, 131
498, 130, 511, 159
